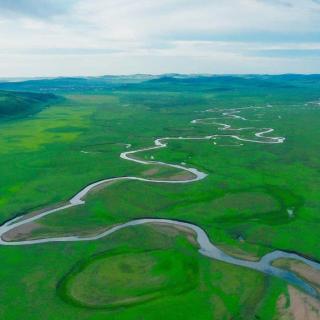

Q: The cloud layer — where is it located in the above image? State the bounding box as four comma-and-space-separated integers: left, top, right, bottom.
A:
0, 0, 320, 76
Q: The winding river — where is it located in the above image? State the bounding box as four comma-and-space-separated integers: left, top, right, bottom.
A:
1, 106, 319, 299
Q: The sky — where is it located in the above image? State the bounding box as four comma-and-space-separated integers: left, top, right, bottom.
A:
0, 0, 320, 76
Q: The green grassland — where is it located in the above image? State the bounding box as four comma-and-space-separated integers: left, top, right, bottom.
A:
0, 224, 284, 320
0, 75, 319, 319
59, 247, 199, 309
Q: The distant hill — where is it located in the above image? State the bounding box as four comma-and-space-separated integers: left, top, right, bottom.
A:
0, 90, 58, 120
0, 74, 319, 93
0, 75, 159, 93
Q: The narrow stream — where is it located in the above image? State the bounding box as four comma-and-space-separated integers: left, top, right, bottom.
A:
1, 106, 319, 299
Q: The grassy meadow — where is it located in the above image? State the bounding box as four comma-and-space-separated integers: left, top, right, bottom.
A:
0, 75, 319, 319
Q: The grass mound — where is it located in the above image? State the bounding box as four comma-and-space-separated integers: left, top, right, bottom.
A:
58, 248, 199, 309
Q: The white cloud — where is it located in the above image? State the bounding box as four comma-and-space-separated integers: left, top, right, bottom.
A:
0, 0, 319, 76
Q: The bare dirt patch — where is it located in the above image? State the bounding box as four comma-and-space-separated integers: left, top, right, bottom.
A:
217, 244, 260, 261
3, 223, 112, 242
142, 168, 160, 176
2, 222, 41, 241
150, 222, 198, 247
164, 171, 195, 181
277, 286, 320, 320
